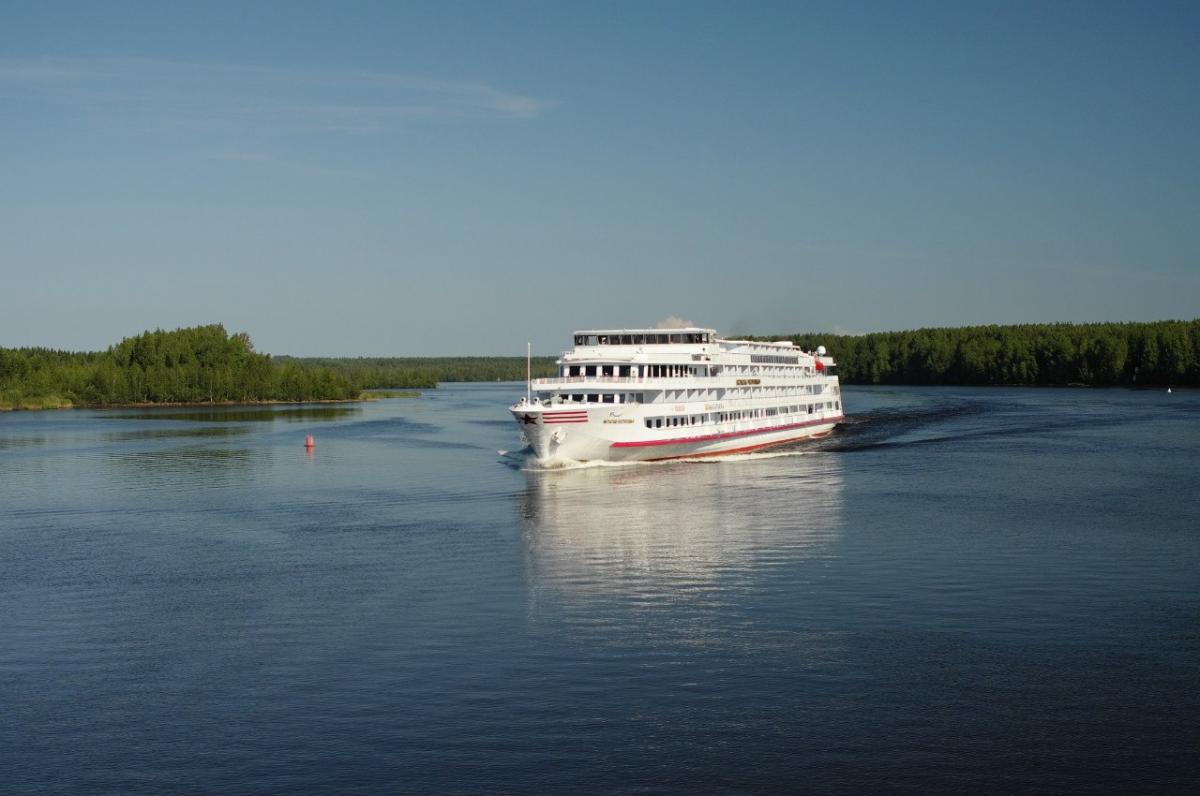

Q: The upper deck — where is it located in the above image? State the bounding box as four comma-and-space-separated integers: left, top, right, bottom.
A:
571, 328, 717, 347
561, 326, 816, 360
530, 327, 837, 389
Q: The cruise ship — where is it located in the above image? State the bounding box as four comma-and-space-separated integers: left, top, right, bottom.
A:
510, 327, 844, 463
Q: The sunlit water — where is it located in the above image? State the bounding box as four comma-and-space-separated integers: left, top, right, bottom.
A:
2, 385, 1197, 794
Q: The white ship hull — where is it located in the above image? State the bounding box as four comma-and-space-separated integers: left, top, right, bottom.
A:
513, 407, 841, 463
510, 326, 845, 465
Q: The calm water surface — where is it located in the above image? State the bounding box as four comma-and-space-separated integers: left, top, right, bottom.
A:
2, 385, 1198, 794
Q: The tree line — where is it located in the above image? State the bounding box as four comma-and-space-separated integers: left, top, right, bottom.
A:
759, 319, 1199, 387
278, 356, 559, 390
4, 320, 1195, 410
0, 325, 359, 409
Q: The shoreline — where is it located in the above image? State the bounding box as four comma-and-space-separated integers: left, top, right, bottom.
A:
0, 392, 422, 413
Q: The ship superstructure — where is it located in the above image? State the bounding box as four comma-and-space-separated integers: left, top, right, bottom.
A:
510, 327, 844, 463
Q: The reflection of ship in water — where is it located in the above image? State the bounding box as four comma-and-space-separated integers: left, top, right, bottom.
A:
518, 453, 845, 610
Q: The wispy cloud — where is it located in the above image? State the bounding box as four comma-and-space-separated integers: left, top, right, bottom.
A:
0, 57, 553, 123
1, 57, 553, 178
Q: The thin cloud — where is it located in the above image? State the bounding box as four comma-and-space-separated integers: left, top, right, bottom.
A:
0, 57, 554, 127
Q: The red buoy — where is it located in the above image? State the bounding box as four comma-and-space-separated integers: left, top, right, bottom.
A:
304, 433, 315, 449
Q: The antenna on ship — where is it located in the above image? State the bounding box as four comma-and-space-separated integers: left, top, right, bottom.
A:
526, 342, 532, 404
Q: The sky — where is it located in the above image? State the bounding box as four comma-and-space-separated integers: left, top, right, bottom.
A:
2, 0, 1198, 356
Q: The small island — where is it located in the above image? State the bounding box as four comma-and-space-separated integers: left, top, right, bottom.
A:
0, 324, 557, 411
0, 325, 357, 410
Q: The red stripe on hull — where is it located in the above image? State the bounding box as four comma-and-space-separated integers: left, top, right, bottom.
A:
611, 415, 843, 448
644, 430, 833, 461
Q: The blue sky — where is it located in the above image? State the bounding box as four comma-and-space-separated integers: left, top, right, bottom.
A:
3, 1, 1197, 355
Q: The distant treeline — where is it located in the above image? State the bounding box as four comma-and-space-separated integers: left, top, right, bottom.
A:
279, 356, 558, 389
0, 325, 359, 410
4, 320, 1196, 410
759, 320, 1199, 387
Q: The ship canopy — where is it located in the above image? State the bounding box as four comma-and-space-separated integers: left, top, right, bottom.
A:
572, 328, 717, 346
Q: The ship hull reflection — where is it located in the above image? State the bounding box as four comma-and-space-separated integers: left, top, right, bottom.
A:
518, 453, 845, 614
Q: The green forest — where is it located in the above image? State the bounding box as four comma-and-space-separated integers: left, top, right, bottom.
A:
759, 319, 1199, 387
0, 325, 360, 410
2, 320, 1196, 410
278, 356, 558, 390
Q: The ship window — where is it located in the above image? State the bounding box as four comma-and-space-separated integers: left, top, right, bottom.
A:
618, 365, 630, 377
588, 394, 599, 402
602, 394, 614, 403
569, 365, 581, 377
585, 366, 596, 377
645, 419, 652, 428
575, 335, 584, 345
620, 335, 633, 345
633, 334, 645, 344
572, 394, 583, 402
655, 418, 663, 428
601, 365, 613, 376
598, 335, 609, 344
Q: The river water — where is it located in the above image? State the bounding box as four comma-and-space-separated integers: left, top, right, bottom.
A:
2, 384, 1197, 794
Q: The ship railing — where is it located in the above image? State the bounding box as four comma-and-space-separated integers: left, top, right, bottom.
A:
531, 376, 643, 386
531, 375, 834, 387
530, 375, 722, 386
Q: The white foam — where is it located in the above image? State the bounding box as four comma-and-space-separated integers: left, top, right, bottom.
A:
499, 446, 816, 472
